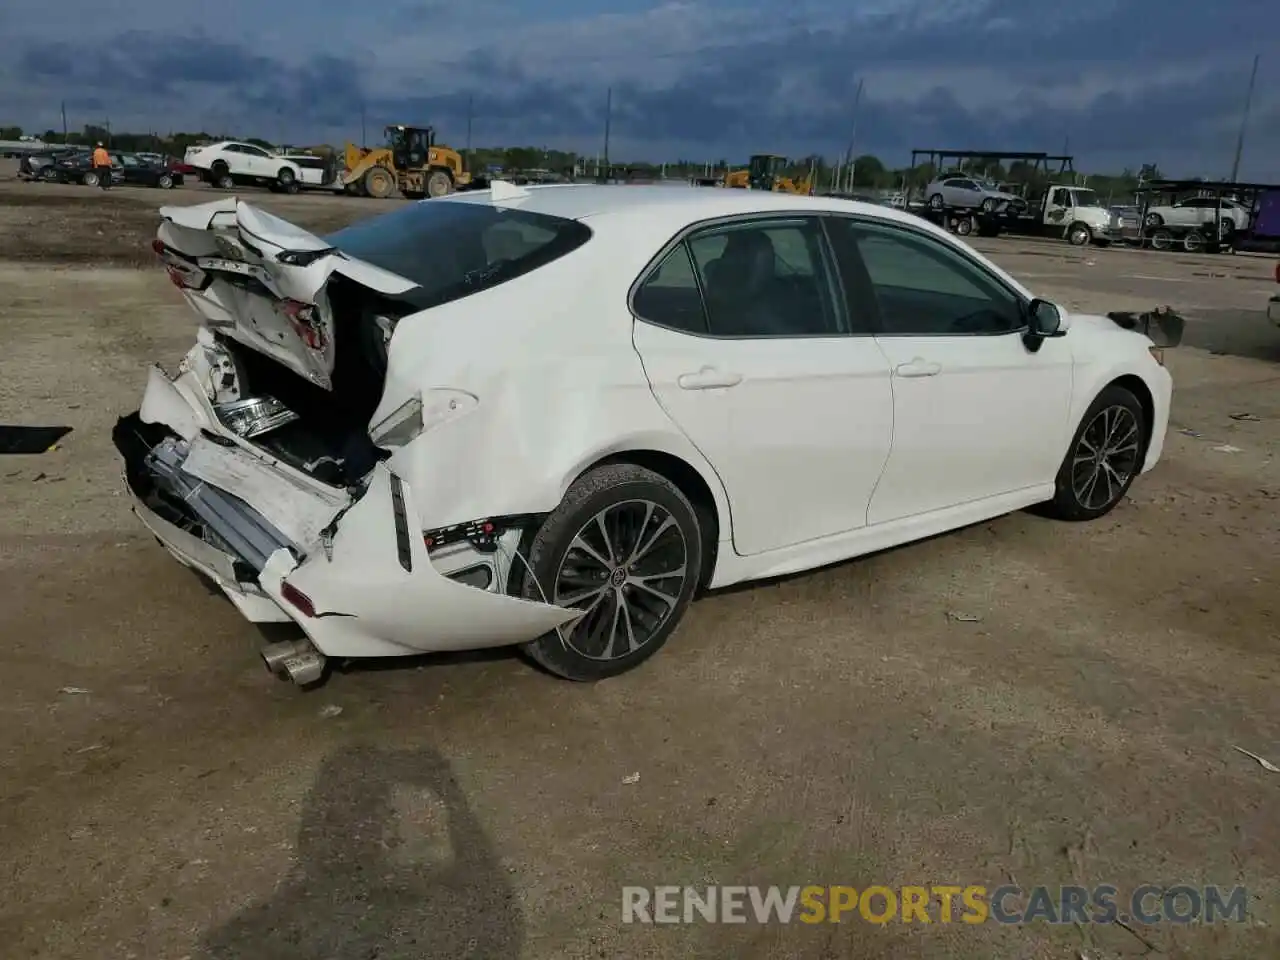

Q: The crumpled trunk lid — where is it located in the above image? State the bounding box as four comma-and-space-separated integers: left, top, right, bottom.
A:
155, 198, 419, 389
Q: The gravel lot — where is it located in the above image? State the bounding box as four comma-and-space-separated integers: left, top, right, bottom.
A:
2, 163, 1278, 959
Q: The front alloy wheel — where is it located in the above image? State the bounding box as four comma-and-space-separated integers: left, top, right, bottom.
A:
1045, 385, 1146, 521
519, 463, 703, 680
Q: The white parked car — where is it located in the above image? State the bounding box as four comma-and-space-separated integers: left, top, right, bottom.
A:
115, 185, 1173, 687
184, 141, 307, 193
1143, 197, 1253, 235
924, 176, 1024, 211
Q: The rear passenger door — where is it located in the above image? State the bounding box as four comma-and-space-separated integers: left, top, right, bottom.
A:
631, 216, 894, 557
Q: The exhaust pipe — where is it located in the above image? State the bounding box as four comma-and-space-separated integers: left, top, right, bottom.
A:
261, 638, 327, 686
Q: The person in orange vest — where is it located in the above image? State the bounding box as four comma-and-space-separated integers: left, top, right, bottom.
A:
91, 142, 112, 190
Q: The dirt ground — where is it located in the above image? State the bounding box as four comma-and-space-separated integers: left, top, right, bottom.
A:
1, 163, 1278, 960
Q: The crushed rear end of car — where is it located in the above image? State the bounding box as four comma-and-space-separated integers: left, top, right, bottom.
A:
114, 196, 590, 682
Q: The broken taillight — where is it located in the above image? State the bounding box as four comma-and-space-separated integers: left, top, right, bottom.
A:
280, 581, 316, 618
276, 298, 327, 350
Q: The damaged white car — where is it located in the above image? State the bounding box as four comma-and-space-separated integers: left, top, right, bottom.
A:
115, 184, 1175, 686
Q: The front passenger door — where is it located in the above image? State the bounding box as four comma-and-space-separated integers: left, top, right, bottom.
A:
631, 216, 894, 557
826, 217, 1075, 525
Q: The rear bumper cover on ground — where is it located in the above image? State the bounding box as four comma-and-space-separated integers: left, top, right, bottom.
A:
114, 365, 580, 660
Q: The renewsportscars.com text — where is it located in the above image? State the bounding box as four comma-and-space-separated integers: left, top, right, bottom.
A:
621, 884, 1248, 925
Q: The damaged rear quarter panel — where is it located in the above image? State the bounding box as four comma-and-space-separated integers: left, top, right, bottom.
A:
372, 236, 733, 534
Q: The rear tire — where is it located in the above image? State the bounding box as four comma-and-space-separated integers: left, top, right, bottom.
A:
211, 162, 233, 189
1043, 385, 1147, 522
954, 216, 974, 236
517, 464, 703, 681
81, 171, 99, 188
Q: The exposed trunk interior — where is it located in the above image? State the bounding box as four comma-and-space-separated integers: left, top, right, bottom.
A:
223, 276, 414, 487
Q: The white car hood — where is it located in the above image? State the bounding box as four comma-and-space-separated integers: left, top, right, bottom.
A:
155, 198, 420, 389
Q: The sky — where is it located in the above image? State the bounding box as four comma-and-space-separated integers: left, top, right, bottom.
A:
1, 0, 1277, 178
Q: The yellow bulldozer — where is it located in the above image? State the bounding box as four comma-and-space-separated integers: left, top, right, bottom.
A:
723, 154, 813, 195
341, 124, 484, 199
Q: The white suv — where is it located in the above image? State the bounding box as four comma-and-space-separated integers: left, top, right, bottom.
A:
184, 141, 305, 193
1144, 197, 1253, 235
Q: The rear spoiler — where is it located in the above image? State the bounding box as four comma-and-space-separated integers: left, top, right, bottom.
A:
1106, 306, 1184, 348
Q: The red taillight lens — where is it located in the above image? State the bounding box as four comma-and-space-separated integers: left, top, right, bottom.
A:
280, 581, 316, 618
277, 298, 326, 349
152, 238, 166, 255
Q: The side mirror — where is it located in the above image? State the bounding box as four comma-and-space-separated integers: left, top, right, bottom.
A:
1027, 298, 1068, 338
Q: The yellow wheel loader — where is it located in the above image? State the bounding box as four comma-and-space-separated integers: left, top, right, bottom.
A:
722, 154, 814, 195
340, 125, 485, 199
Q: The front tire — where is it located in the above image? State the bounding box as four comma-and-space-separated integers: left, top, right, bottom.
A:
1067, 222, 1092, 246
426, 169, 453, 197
1043, 385, 1146, 521
157, 173, 174, 189
81, 170, 99, 187
518, 464, 703, 681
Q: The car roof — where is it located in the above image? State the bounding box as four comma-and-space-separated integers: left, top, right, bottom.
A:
435, 183, 928, 232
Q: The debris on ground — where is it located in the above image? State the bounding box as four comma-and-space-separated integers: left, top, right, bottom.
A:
947, 611, 983, 623
622, 772, 641, 785
59, 686, 91, 696
1212, 444, 1243, 454
318, 704, 343, 719
1229, 413, 1261, 422
1233, 746, 1280, 772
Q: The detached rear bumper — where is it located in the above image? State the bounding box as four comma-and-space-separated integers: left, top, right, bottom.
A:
114, 366, 579, 660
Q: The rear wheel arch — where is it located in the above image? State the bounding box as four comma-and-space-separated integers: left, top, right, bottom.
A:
573, 448, 723, 590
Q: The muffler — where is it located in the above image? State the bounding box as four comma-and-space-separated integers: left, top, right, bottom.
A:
261, 638, 327, 686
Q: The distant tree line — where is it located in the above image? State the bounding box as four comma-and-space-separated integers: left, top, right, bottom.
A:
2, 122, 1174, 199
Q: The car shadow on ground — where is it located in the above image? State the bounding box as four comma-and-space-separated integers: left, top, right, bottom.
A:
197, 744, 523, 960
1180, 307, 1280, 363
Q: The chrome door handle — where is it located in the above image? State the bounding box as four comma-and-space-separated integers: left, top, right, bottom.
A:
677, 367, 743, 390
894, 358, 942, 378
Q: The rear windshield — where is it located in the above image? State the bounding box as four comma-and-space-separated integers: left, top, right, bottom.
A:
325, 200, 592, 310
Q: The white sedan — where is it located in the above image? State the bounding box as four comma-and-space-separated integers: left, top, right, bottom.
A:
184, 141, 307, 193
115, 184, 1173, 687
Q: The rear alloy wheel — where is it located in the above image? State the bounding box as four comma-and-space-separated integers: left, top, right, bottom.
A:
954, 216, 974, 236
1044, 385, 1146, 521
519, 464, 702, 681
81, 171, 99, 188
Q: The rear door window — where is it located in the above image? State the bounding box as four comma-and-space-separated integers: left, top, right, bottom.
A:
326, 200, 592, 309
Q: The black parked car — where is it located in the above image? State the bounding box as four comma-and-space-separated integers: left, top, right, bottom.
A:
45, 151, 184, 189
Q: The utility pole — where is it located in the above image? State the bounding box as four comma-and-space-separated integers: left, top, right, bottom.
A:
465, 94, 473, 160
842, 78, 864, 194
60, 101, 68, 142
360, 101, 367, 147
1230, 53, 1260, 183
602, 87, 612, 182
